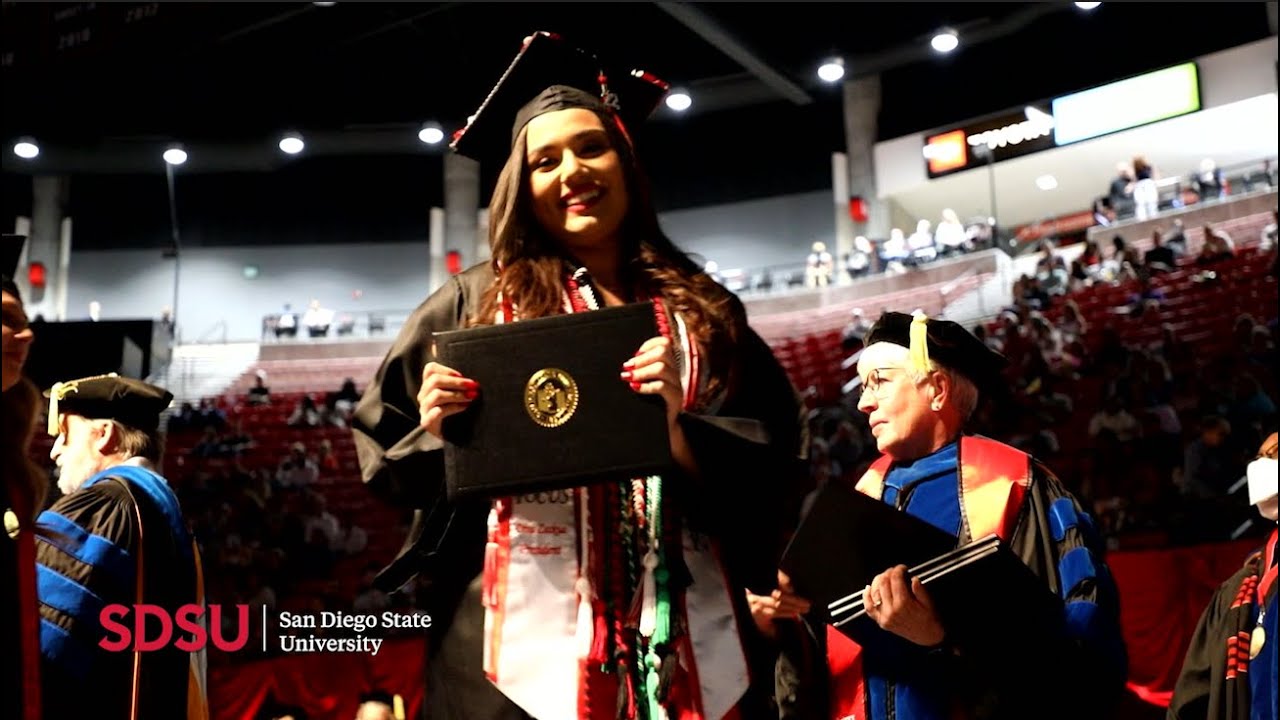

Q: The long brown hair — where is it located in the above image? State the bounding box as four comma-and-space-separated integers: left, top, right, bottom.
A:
475, 108, 741, 404
3, 377, 48, 524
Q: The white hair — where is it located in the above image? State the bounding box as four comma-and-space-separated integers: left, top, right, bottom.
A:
859, 342, 981, 421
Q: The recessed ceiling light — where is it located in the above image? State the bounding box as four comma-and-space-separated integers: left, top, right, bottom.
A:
1074, 2, 1101, 10
931, 30, 959, 54
817, 58, 845, 83
13, 138, 39, 159
666, 90, 692, 112
163, 145, 188, 166
418, 122, 444, 145
278, 132, 305, 155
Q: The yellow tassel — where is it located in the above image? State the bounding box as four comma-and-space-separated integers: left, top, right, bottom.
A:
393, 694, 405, 720
909, 311, 932, 375
47, 381, 67, 436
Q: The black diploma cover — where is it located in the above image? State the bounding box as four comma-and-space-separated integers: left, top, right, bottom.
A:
435, 302, 673, 500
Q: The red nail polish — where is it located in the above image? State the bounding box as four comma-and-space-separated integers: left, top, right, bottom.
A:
622, 358, 636, 369
464, 389, 477, 399
630, 381, 641, 391
620, 370, 633, 381
463, 379, 479, 390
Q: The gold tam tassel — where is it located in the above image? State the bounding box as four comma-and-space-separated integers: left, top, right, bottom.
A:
909, 311, 932, 375
47, 381, 74, 436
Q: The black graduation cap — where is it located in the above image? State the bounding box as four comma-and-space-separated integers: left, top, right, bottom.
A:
863, 311, 1009, 397
450, 31, 670, 162
1, 233, 27, 299
45, 373, 174, 436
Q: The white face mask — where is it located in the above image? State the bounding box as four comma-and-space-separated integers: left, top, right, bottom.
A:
1247, 457, 1278, 521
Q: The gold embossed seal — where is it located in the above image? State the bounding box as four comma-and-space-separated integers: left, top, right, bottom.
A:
524, 368, 579, 428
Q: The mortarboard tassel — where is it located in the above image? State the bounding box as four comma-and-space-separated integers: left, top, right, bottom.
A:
908, 311, 932, 376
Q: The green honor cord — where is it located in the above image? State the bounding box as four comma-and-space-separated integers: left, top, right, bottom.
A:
643, 475, 671, 719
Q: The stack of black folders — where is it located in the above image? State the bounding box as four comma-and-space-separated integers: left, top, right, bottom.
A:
434, 302, 673, 502
780, 477, 1064, 654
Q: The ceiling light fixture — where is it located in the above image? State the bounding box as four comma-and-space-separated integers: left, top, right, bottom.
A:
1074, 2, 1101, 10
817, 58, 845, 83
931, 30, 959, 54
13, 138, 39, 159
278, 131, 305, 155
163, 144, 188, 166
418, 122, 445, 145
665, 90, 692, 112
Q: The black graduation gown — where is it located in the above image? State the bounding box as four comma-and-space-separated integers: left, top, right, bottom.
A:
352, 263, 805, 719
3, 480, 41, 720
36, 475, 199, 720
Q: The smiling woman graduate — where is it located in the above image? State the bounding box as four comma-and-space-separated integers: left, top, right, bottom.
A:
352, 31, 804, 720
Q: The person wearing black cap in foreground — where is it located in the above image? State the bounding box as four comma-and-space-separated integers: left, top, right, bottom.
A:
354, 31, 802, 720
760, 311, 1128, 720
36, 373, 208, 719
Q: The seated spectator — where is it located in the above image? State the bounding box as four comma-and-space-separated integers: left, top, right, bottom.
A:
196, 397, 227, 430
804, 241, 834, 288
1127, 275, 1166, 316
274, 304, 298, 339
1059, 299, 1089, 343
287, 394, 323, 428
326, 377, 361, 425
1193, 158, 1226, 202
335, 312, 357, 336
1088, 393, 1142, 444
840, 307, 871, 352
1181, 416, 1240, 500
880, 227, 910, 272
191, 426, 226, 459
1143, 229, 1177, 273
302, 299, 334, 338
906, 219, 937, 263
276, 442, 318, 489
317, 438, 339, 472
934, 208, 968, 255
845, 235, 873, 280
247, 370, 271, 406
1164, 219, 1189, 256
1261, 208, 1278, 252
167, 401, 197, 433
1196, 223, 1236, 265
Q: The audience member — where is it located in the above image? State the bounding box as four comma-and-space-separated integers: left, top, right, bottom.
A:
1107, 162, 1134, 218
934, 207, 968, 255
1143, 229, 1177, 272
1181, 416, 1240, 500
906, 218, 937, 263
275, 304, 298, 339
1197, 223, 1236, 264
248, 370, 272, 406
276, 442, 318, 489
1164, 219, 1189, 255
302, 299, 334, 338
1192, 157, 1225, 202
1132, 155, 1160, 220
1260, 208, 1278, 252
804, 241, 834, 287
840, 307, 871, 352
287, 395, 323, 428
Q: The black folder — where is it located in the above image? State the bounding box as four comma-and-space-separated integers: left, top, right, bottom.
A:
434, 303, 672, 501
780, 479, 1063, 651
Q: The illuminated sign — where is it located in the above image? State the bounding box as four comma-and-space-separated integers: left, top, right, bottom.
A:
923, 105, 1056, 178
923, 130, 967, 175
1052, 62, 1200, 145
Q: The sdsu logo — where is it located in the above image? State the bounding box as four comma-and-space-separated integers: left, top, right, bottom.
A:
99, 604, 250, 652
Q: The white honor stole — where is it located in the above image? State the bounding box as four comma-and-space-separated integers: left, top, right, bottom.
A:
481, 290, 749, 720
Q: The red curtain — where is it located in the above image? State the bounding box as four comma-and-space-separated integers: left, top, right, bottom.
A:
1111, 538, 1259, 706
206, 540, 1262, 718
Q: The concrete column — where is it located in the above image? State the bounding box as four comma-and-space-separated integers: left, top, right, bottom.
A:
444, 152, 481, 275
29, 176, 70, 321
842, 74, 890, 247
428, 207, 446, 294
832, 152, 855, 285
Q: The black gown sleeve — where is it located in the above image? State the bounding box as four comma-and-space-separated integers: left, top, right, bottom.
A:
676, 310, 805, 594
352, 265, 495, 509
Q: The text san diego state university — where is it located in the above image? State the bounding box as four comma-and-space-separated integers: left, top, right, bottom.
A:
279, 635, 386, 655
